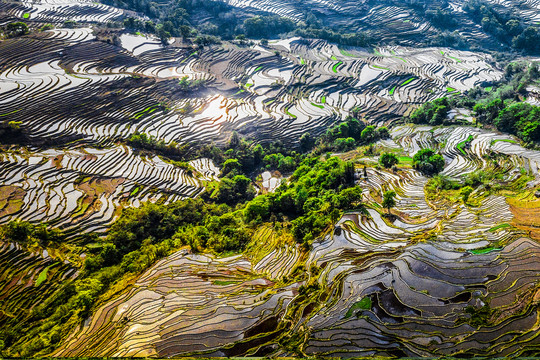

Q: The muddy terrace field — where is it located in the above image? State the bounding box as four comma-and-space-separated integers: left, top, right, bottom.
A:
2, 0, 540, 358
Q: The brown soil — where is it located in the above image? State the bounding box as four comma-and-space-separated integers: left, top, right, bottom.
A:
508, 201, 540, 240
0, 185, 25, 217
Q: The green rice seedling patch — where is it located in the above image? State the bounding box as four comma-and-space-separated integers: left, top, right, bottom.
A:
446, 86, 457, 92
457, 135, 473, 155
332, 62, 343, 73
449, 55, 463, 63
395, 57, 406, 63
35, 265, 51, 286
399, 156, 413, 164
389, 86, 396, 96
401, 77, 416, 86
133, 105, 158, 120
23, 13, 30, 18
403, 19, 410, 23
300, 58, 305, 65
254, 66, 263, 72
440, 50, 445, 55
311, 102, 324, 109
374, 49, 383, 57
331, 55, 338, 61
345, 297, 372, 318
286, 109, 297, 119
339, 49, 355, 57
135, 31, 142, 36
245, 83, 253, 88
484, 86, 492, 92
372, 65, 389, 70
470, 246, 501, 254
321, 96, 326, 104
130, 186, 140, 196
488, 223, 511, 232
491, 138, 517, 145
0, 109, 21, 116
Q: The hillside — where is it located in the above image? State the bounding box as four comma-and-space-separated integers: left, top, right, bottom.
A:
1, 0, 540, 357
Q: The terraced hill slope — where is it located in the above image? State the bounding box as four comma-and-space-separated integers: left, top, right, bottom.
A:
2, 0, 540, 357
0, 17, 501, 229
51, 125, 540, 357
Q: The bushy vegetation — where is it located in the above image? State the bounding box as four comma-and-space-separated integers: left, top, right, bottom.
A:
309, 116, 389, 153
127, 132, 190, 158
463, 0, 540, 53
409, 97, 450, 125
379, 152, 398, 168
244, 15, 295, 38
244, 156, 363, 245
3, 22, 29, 38
413, 149, 445, 175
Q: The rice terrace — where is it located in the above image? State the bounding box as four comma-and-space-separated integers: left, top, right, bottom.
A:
4, 0, 540, 358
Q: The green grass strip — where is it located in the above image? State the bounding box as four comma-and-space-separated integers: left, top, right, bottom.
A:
389, 86, 397, 96
449, 55, 463, 63
130, 186, 140, 196
470, 246, 502, 255
491, 138, 517, 145
285, 106, 297, 119
311, 102, 324, 109
0, 109, 21, 117
345, 297, 372, 318
332, 61, 343, 73
321, 96, 326, 104
401, 77, 415, 86
456, 135, 473, 155
488, 223, 511, 232
399, 156, 413, 163
446, 86, 457, 92
23, 13, 30, 19
372, 65, 389, 70
374, 49, 383, 57
35, 266, 51, 286
339, 49, 355, 57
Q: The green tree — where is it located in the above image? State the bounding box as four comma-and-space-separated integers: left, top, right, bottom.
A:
360, 125, 375, 142
379, 152, 398, 168
460, 186, 473, 204
413, 149, 445, 175
382, 190, 396, 214
6, 22, 29, 37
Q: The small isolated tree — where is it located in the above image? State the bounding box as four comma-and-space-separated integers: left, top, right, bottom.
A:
413, 148, 445, 175
460, 186, 473, 204
6, 22, 29, 37
382, 190, 396, 214
379, 152, 398, 168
